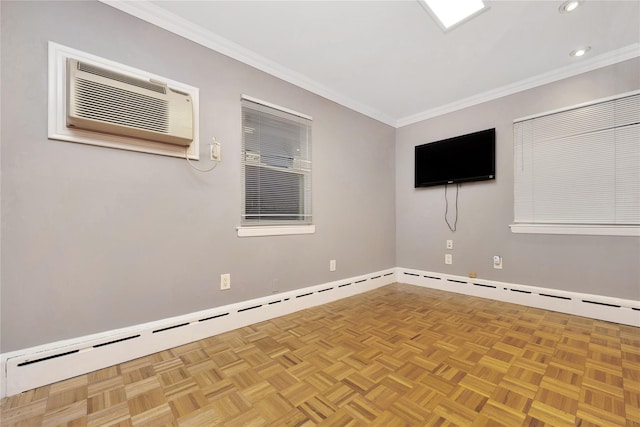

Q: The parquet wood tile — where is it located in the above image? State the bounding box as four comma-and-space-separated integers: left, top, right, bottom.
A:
2, 283, 639, 426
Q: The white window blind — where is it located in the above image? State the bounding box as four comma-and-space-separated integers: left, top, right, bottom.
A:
241, 97, 312, 226
513, 92, 640, 228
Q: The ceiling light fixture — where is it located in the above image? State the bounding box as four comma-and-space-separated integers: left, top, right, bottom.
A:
570, 46, 591, 57
419, 0, 487, 31
559, 1, 581, 14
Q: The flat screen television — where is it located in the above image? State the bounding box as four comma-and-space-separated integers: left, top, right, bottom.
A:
415, 128, 495, 188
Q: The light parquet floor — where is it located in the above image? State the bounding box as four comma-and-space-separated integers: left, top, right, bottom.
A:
2, 283, 639, 426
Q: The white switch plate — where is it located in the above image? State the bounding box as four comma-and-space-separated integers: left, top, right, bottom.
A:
446, 240, 453, 250
329, 259, 336, 271
210, 140, 221, 161
445, 254, 453, 265
220, 273, 231, 290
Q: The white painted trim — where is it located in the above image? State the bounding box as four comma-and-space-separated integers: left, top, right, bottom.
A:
2, 267, 638, 399
396, 43, 640, 127
397, 267, 640, 327
237, 225, 316, 237
48, 42, 200, 159
510, 224, 640, 236
98, 2, 639, 129
513, 89, 640, 123
0, 269, 395, 398
236, 225, 316, 237
241, 95, 312, 121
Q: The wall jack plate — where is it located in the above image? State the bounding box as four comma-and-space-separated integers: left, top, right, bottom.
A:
220, 273, 231, 290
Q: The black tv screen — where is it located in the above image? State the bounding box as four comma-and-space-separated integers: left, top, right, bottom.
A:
415, 128, 495, 188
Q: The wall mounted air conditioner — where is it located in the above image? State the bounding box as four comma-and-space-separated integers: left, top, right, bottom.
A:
66, 59, 193, 146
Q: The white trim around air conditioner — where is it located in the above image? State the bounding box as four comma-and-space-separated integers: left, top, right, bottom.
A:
48, 42, 200, 159
398, 267, 640, 327
0, 269, 396, 398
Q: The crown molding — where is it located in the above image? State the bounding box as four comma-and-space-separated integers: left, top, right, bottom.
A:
98, 0, 397, 127
396, 43, 640, 127
100, 1, 638, 129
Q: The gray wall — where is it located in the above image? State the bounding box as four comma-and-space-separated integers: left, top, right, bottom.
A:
396, 58, 640, 300
2, 0, 638, 354
0, 1, 396, 352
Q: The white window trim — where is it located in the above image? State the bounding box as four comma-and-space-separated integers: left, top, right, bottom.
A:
237, 225, 316, 237
509, 224, 640, 236
48, 42, 200, 159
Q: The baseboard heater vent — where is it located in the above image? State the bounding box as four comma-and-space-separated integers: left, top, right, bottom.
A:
582, 300, 621, 308
17, 350, 80, 367
539, 293, 571, 300
93, 335, 141, 348
238, 304, 262, 313
199, 313, 229, 322
474, 283, 496, 289
153, 323, 189, 333
397, 268, 639, 328
296, 292, 314, 299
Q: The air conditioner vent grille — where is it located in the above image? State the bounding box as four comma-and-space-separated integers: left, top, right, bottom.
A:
74, 78, 169, 133
77, 61, 166, 94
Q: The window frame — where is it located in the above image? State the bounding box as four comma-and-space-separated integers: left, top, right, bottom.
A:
237, 95, 314, 237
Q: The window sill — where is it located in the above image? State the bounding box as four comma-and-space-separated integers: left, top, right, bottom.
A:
237, 225, 315, 237
509, 224, 640, 236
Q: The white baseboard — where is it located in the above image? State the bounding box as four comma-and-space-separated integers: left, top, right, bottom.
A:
397, 267, 640, 327
3, 268, 638, 399
0, 269, 396, 399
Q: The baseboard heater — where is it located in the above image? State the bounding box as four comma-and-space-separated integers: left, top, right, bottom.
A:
2, 269, 396, 398
398, 268, 640, 327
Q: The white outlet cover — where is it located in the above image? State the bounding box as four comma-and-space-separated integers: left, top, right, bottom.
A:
445, 254, 453, 265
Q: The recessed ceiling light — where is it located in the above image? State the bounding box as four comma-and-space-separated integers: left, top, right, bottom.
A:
570, 46, 591, 57
419, 0, 487, 30
559, 1, 581, 14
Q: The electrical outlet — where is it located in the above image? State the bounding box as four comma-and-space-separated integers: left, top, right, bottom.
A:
220, 273, 230, 290
329, 259, 336, 271
445, 254, 453, 265
446, 240, 453, 250
493, 256, 503, 269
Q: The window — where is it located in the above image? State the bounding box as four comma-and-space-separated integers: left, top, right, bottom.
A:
511, 91, 639, 236
239, 96, 313, 236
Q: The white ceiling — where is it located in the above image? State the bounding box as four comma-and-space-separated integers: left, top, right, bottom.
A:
107, 1, 640, 127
